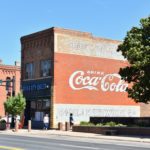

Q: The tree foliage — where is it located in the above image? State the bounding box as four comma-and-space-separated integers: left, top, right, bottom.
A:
4, 92, 26, 116
117, 16, 150, 103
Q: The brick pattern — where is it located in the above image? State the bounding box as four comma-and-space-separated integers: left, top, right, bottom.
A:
140, 103, 150, 117
0, 65, 20, 117
54, 29, 123, 61
21, 28, 55, 127
21, 29, 54, 80
21, 27, 150, 128
54, 27, 121, 43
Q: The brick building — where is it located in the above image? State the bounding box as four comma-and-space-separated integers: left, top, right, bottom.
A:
0, 61, 20, 117
21, 27, 149, 129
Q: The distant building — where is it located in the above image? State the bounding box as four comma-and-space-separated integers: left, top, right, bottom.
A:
0, 60, 20, 117
21, 27, 149, 129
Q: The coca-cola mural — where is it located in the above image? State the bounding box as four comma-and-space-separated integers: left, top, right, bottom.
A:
54, 53, 138, 106
69, 71, 128, 92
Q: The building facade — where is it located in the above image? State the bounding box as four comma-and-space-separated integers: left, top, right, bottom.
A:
0, 61, 20, 117
21, 27, 149, 129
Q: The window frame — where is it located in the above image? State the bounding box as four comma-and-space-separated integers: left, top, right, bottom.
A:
40, 59, 51, 77
25, 62, 34, 79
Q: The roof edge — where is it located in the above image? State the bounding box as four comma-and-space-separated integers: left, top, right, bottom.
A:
20, 27, 122, 44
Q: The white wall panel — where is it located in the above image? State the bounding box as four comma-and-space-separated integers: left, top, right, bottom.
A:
54, 104, 140, 124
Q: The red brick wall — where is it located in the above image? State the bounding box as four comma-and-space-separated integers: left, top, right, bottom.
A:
0, 65, 20, 117
54, 53, 138, 106
21, 28, 54, 80
140, 103, 150, 117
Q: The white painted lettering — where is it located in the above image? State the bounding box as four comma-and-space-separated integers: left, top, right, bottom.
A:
69, 71, 128, 92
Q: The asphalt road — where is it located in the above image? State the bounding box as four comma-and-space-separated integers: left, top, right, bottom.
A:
0, 134, 149, 150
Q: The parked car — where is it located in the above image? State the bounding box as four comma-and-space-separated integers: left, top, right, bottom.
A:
0, 117, 7, 130
0, 116, 7, 122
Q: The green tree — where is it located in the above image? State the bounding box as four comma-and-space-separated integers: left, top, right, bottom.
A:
4, 92, 26, 116
117, 16, 150, 103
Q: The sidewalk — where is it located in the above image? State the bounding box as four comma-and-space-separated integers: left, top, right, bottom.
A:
0, 129, 150, 143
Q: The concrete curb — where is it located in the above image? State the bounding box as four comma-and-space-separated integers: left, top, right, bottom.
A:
0, 129, 150, 143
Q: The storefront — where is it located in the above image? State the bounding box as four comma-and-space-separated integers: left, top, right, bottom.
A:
22, 78, 51, 128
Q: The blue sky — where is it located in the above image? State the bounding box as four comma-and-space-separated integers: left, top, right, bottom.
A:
0, 0, 150, 65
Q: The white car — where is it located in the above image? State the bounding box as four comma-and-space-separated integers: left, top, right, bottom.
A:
0, 117, 7, 122
0, 116, 9, 122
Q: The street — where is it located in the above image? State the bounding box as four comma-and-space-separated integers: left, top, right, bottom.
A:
0, 134, 150, 150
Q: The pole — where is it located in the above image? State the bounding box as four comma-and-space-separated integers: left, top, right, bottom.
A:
6, 114, 10, 130
15, 120, 19, 132
28, 120, 31, 132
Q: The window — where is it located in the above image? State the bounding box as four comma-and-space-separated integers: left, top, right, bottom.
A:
37, 100, 42, 110
31, 101, 36, 109
40, 60, 51, 77
43, 99, 50, 109
6, 77, 11, 91
25, 63, 34, 79
30, 99, 50, 121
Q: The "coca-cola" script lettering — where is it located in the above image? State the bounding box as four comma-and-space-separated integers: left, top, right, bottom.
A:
69, 71, 128, 92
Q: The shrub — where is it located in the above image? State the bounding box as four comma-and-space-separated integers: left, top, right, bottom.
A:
104, 121, 117, 127
0, 119, 6, 130
80, 121, 126, 127
115, 123, 126, 127
103, 121, 126, 127
80, 121, 94, 126
96, 123, 103, 127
